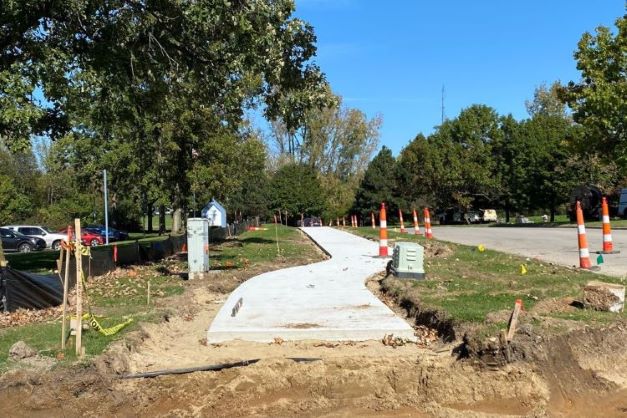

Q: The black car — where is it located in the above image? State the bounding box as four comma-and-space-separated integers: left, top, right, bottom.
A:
0, 228, 46, 253
298, 217, 322, 227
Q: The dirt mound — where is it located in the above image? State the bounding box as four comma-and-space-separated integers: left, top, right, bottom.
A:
423, 241, 453, 258
0, 354, 549, 417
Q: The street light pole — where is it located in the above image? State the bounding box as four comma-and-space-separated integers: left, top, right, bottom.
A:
104, 169, 109, 245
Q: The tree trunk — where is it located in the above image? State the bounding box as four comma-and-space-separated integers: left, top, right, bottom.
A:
158, 205, 166, 236
172, 208, 183, 234
147, 205, 154, 232
505, 205, 510, 223
550, 207, 556, 223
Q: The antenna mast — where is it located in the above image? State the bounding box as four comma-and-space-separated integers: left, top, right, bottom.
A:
441, 85, 446, 124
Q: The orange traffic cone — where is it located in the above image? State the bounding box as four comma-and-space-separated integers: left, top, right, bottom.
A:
379, 203, 389, 257
423, 208, 433, 239
182, 242, 187, 253
371, 212, 376, 229
399, 209, 406, 233
575, 201, 593, 269
598, 197, 619, 254
412, 208, 422, 235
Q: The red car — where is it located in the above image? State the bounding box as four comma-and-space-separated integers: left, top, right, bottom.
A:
57, 228, 105, 246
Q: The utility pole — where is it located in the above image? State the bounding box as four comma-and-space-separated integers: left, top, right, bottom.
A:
103, 170, 109, 245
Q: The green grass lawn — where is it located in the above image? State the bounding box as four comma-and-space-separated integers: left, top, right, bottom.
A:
210, 224, 317, 269
346, 226, 626, 332
0, 224, 315, 370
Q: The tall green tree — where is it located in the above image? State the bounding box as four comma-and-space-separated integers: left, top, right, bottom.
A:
1, 1, 332, 231
353, 146, 399, 219
560, 15, 627, 167
270, 163, 325, 224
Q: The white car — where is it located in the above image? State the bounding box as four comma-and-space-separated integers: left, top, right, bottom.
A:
2, 225, 68, 250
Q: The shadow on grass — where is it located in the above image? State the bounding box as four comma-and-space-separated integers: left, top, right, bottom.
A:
238, 237, 276, 244
5, 251, 60, 272
209, 253, 241, 270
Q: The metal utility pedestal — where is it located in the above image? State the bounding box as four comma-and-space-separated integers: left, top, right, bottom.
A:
187, 218, 209, 279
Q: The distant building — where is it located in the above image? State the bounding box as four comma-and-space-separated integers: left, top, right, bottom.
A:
201, 199, 227, 228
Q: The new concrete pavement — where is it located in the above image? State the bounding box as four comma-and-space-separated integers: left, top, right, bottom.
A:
428, 226, 627, 278
206, 227, 415, 343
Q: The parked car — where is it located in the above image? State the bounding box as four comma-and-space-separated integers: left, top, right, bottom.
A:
464, 211, 481, 224
58, 228, 105, 246
2, 225, 68, 250
85, 225, 129, 242
0, 228, 46, 253
567, 185, 603, 221
437, 208, 464, 225
480, 209, 498, 223
619, 188, 627, 219
297, 217, 322, 227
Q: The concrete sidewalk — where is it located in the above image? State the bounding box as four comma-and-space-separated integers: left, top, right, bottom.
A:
206, 227, 415, 343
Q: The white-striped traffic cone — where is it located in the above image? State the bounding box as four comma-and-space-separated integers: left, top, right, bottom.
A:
598, 196, 619, 254
379, 203, 388, 257
576, 201, 592, 269
423, 208, 433, 239
399, 209, 406, 233
412, 208, 422, 235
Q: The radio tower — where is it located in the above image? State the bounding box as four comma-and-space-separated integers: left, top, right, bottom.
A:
441, 85, 446, 124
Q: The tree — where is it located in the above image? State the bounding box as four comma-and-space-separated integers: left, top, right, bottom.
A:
1, 1, 332, 231
525, 82, 567, 118
520, 115, 576, 221
353, 147, 399, 219
560, 15, 627, 167
396, 134, 438, 208
491, 115, 531, 222
0, 175, 32, 224
269, 163, 325, 224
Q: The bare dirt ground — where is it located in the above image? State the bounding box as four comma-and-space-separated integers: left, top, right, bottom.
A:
1, 231, 626, 417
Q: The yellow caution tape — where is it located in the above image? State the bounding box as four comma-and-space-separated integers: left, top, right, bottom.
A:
76, 243, 91, 257
71, 271, 133, 336
87, 314, 133, 336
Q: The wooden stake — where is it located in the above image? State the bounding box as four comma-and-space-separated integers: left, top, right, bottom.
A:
56, 247, 64, 273
74, 219, 84, 357
60, 245, 71, 349
147, 280, 151, 306
506, 299, 523, 341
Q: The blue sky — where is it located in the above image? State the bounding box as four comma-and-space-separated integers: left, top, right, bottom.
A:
290, 0, 624, 154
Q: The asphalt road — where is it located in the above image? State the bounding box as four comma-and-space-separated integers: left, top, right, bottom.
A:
429, 226, 627, 278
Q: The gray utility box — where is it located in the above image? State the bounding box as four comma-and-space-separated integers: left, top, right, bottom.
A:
187, 218, 209, 279
391, 242, 425, 279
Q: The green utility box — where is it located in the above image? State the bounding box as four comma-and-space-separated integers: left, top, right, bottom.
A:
391, 242, 425, 279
